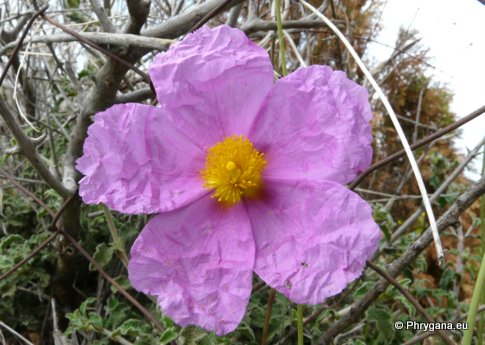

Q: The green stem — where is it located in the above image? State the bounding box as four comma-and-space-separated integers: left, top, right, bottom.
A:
463, 228, 485, 344
102, 205, 129, 268
297, 304, 304, 345
275, 0, 287, 76
477, 146, 485, 345
277, 1, 300, 342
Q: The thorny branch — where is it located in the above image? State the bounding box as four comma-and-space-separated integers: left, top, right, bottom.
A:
349, 104, 485, 189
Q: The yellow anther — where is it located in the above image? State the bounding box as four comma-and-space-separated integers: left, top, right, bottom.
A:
226, 161, 237, 171
200, 135, 266, 205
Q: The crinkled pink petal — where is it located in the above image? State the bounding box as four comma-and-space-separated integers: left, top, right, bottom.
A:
128, 195, 255, 335
249, 65, 373, 185
76, 103, 207, 214
246, 179, 381, 304
149, 25, 274, 149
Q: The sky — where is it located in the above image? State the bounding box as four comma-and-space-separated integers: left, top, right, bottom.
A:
366, 0, 485, 179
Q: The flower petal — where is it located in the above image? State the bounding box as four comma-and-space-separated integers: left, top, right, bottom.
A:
128, 195, 255, 335
149, 25, 274, 148
77, 103, 207, 214
250, 65, 373, 185
246, 179, 381, 304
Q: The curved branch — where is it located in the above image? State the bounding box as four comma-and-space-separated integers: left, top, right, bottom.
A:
142, 0, 245, 38
0, 100, 71, 197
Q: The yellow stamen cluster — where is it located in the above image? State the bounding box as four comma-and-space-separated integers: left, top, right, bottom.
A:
200, 135, 266, 205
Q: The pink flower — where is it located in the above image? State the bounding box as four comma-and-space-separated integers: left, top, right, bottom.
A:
77, 25, 381, 335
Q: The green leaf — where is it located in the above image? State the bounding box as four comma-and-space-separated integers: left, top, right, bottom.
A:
198, 334, 218, 345
429, 175, 441, 189
235, 321, 256, 343
116, 319, 145, 337
80, 297, 97, 315
164, 317, 174, 328
439, 268, 456, 289
350, 340, 367, 345
90, 314, 103, 329
90, 243, 114, 271
110, 275, 131, 293
64, 0, 80, 8
372, 204, 396, 242
1, 283, 16, 298
396, 294, 416, 317
366, 307, 395, 342
0, 234, 24, 250
160, 328, 178, 344
354, 282, 370, 298
437, 196, 446, 207
177, 325, 208, 345
105, 296, 134, 328
0, 255, 14, 270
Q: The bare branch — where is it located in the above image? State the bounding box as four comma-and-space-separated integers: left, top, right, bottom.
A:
1, 12, 33, 40
366, 37, 421, 89
241, 19, 331, 35
226, 3, 243, 27
0, 32, 173, 56
0, 167, 55, 216
0, 6, 47, 86
124, 0, 151, 35
389, 135, 485, 243
115, 87, 154, 104
412, 86, 426, 143
89, 0, 116, 32
0, 321, 34, 345
349, 104, 485, 189
142, 0, 245, 38
40, 14, 150, 82
191, 0, 236, 31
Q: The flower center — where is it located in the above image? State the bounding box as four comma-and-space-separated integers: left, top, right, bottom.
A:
200, 135, 266, 205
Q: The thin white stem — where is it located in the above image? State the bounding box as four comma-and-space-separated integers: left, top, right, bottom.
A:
13, 22, 41, 132
283, 30, 307, 67
0, 321, 34, 345
258, 31, 274, 48
299, 0, 443, 264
